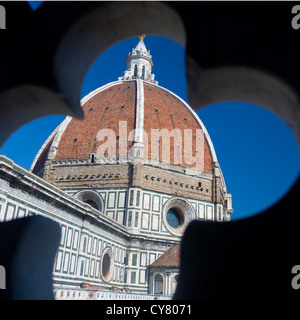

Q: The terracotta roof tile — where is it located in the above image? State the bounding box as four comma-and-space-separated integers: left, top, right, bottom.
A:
32, 80, 214, 174
149, 244, 180, 267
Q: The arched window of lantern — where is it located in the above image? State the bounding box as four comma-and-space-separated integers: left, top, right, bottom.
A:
134, 64, 138, 77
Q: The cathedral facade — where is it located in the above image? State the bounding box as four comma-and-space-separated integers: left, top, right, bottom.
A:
0, 37, 233, 299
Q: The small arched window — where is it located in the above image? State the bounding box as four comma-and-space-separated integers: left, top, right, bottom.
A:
90, 152, 95, 163
142, 65, 145, 79
172, 274, 179, 295
134, 65, 138, 77
154, 274, 164, 295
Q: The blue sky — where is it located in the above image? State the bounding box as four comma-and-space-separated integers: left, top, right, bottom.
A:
1, 2, 299, 221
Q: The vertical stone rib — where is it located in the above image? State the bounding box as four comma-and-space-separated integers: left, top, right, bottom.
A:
131, 79, 145, 187
134, 79, 144, 144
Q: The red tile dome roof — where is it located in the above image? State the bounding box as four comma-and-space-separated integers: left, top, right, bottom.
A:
31, 36, 220, 177
31, 79, 216, 175
55, 81, 137, 161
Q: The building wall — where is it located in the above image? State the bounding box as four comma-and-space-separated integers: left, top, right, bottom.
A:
64, 185, 223, 238
0, 155, 225, 298
0, 156, 177, 296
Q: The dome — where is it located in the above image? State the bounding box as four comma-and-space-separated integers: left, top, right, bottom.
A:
30, 36, 231, 213
40, 80, 214, 173
31, 36, 218, 177
31, 79, 217, 175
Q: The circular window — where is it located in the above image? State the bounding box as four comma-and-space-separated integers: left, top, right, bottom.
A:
102, 253, 111, 278
167, 208, 183, 229
163, 198, 195, 236
100, 248, 114, 282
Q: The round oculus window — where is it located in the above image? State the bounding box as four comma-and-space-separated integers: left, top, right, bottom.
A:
163, 198, 195, 236
100, 248, 114, 282
166, 208, 183, 229
102, 253, 111, 278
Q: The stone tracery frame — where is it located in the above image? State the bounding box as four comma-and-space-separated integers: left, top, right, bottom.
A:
0, 2, 300, 299
100, 247, 114, 283
163, 197, 196, 236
